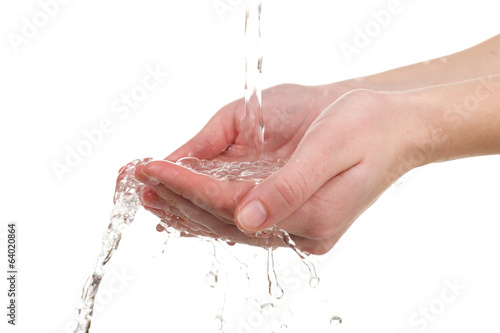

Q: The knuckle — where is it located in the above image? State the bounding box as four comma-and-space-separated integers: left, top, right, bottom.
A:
343, 88, 381, 104
272, 173, 308, 210
302, 221, 335, 241
201, 180, 221, 209
301, 213, 340, 241
299, 199, 339, 241
300, 241, 332, 256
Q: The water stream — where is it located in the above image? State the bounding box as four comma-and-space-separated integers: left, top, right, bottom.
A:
244, 0, 264, 160
73, 158, 152, 333
72, 1, 340, 331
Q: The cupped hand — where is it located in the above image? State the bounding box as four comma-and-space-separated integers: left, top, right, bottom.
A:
136, 83, 350, 241
138, 86, 422, 254
166, 83, 350, 162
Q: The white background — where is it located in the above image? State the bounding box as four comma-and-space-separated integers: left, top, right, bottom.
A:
1, 0, 499, 332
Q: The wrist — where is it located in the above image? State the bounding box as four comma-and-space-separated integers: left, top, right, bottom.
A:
390, 76, 500, 169
374, 90, 437, 182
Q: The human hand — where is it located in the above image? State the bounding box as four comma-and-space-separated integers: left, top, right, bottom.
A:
138, 86, 420, 253
135, 83, 355, 245
131, 33, 500, 254
138, 75, 500, 254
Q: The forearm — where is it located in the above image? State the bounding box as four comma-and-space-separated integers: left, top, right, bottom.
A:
344, 34, 500, 91
400, 75, 500, 167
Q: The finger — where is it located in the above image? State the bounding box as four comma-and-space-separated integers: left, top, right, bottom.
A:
117, 159, 152, 184
141, 187, 172, 213
142, 187, 219, 236
134, 164, 153, 186
144, 166, 295, 249
147, 183, 276, 247
165, 101, 241, 161
278, 159, 381, 256
177, 220, 221, 239
143, 160, 254, 220
235, 110, 361, 233
143, 205, 212, 237
142, 205, 168, 220
150, 206, 219, 239
146, 182, 235, 237
148, 193, 290, 249
156, 223, 197, 239
150, 182, 235, 228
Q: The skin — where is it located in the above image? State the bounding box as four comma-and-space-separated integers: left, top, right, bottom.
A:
131, 34, 500, 254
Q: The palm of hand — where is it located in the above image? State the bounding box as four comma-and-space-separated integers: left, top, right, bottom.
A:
220, 84, 329, 161
137, 83, 353, 250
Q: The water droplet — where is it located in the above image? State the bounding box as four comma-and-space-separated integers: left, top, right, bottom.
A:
277, 229, 321, 289
260, 301, 274, 316
239, 263, 248, 272
309, 276, 320, 288
206, 271, 218, 288
270, 284, 284, 299
280, 323, 288, 330
214, 314, 224, 330
330, 316, 342, 325
266, 242, 284, 299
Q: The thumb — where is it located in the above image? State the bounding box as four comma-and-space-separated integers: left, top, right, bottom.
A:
235, 125, 355, 233
234, 159, 326, 233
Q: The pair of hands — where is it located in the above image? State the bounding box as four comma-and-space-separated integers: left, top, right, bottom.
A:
130, 83, 418, 255
115, 35, 500, 254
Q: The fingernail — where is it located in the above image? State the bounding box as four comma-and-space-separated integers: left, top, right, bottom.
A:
142, 164, 160, 185
147, 176, 160, 185
238, 200, 267, 231
140, 189, 154, 205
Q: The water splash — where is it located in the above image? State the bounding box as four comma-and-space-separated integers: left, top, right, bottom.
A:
256, 225, 320, 288
217, 239, 250, 281
206, 241, 220, 288
176, 157, 283, 182
72, 158, 152, 333
73, 0, 340, 329
74, 156, 326, 331
266, 238, 284, 299
206, 269, 219, 288
277, 229, 320, 288
260, 301, 274, 316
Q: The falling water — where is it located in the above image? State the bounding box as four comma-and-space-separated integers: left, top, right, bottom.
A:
72, 0, 341, 330
244, 0, 264, 160
266, 238, 284, 299
330, 316, 343, 325
72, 158, 152, 333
